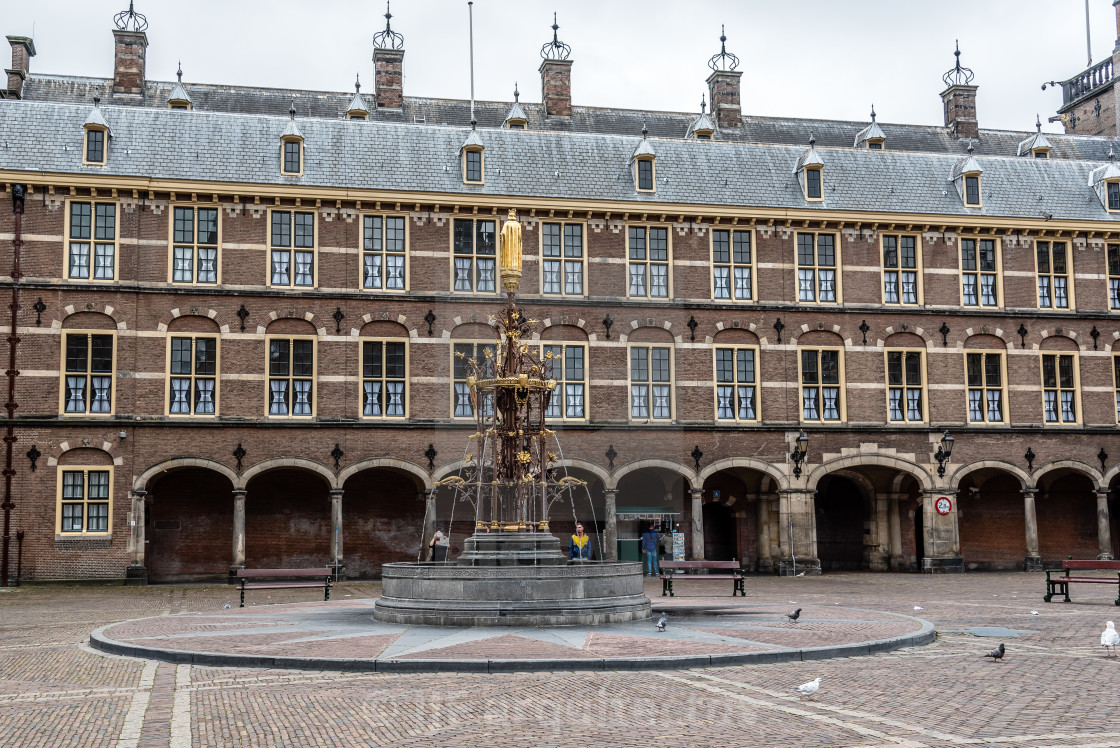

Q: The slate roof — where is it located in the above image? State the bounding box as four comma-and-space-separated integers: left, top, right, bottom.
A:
0, 98, 1117, 223
21, 73, 1120, 163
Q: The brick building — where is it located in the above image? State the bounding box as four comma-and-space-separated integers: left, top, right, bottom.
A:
2, 5, 1120, 583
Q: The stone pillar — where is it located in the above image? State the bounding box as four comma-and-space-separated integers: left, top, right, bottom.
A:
777, 489, 820, 575
125, 490, 147, 585
755, 493, 773, 573
868, 494, 890, 572
920, 489, 963, 573
1023, 487, 1042, 571
689, 488, 705, 560
420, 489, 437, 561
230, 488, 247, 577
888, 494, 904, 571
1097, 488, 1114, 560
603, 488, 618, 561
330, 488, 345, 577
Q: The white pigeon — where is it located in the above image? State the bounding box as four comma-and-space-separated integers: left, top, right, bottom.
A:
1030, 610, 1039, 616
222, 601, 231, 610
913, 606, 924, 611
793, 677, 821, 700
656, 613, 668, 632
1102, 621, 1119, 657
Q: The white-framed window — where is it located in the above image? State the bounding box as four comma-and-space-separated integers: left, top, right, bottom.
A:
452, 218, 497, 293
1041, 353, 1078, 424
714, 347, 758, 422
362, 339, 407, 418
58, 467, 112, 536
965, 351, 1006, 423
628, 226, 670, 298
540, 222, 585, 296
452, 342, 496, 418
1036, 241, 1070, 309
629, 345, 672, 421
1109, 244, 1120, 310
171, 206, 219, 284
61, 331, 115, 416
960, 238, 999, 307
267, 337, 315, 417
799, 348, 844, 422
269, 210, 316, 288
362, 215, 407, 291
796, 232, 838, 303
68, 201, 117, 281
882, 235, 919, 305
167, 335, 218, 416
885, 349, 924, 423
711, 229, 753, 301
542, 343, 587, 420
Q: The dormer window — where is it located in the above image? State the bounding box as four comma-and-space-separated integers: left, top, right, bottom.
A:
346, 76, 369, 120
504, 84, 528, 130
687, 95, 715, 141
854, 106, 886, 150
280, 102, 304, 176
1018, 117, 1050, 159
168, 64, 193, 110
460, 127, 485, 184
795, 135, 824, 202
82, 96, 110, 167
1109, 181, 1120, 211
951, 144, 983, 208
1089, 152, 1120, 212
632, 126, 656, 192
964, 174, 981, 206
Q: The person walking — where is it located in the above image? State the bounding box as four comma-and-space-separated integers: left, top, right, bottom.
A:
641, 522, 661, 576
569, 523, 592, 560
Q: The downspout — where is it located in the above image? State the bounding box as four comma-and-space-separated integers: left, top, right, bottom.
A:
1, 184, 25, 586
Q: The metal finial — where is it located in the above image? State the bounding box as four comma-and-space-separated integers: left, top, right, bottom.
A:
93, 94, 101, 107
700, 94, 706, 114
540, 12, 572, 60
870, 104, 876, 122
1035, 114, 1041, 133
176, 62, 183, 83
642, 123, 649, 139
113, 0, 148, 32
373, 0, 405, 50
808, 131, 816, 147
289, 100, 296, 119
514, 83, 519, 102
1110, 146, 1115, 162
707, 24, 740, 71
942, 39, 975, 87
355, 73, 361, 93
966, 139, 975, 155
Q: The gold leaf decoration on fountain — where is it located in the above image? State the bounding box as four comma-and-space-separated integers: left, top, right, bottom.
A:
499, 208, 523, 293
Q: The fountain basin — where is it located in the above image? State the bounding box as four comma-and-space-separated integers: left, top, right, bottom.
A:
373, 560, 651, 626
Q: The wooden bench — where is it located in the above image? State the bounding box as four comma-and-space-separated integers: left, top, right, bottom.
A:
1044, 559, 1120, 606
660, 560, 745, 597
236, 568, 333, 608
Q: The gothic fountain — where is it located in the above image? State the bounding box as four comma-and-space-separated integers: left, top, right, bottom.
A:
374, 211, 650, 626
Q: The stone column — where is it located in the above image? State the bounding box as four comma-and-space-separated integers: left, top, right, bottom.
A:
1023, 487, 1042, 571
777, 488, 820, 575
231, 488, 247, 576
330, 488, 345, 577
689, 488, 705, 560
868, 494, 890, 572
125, 490, 147, 585
755, 493, 772, 573
887, 494, 904, 571
1097, 488, 1114, 560
920, 489, 963, 573
420, 489, 438, 561
603, 488, 618, 561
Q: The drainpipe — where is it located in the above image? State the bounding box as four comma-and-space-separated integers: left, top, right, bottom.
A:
1, 183, 25, 587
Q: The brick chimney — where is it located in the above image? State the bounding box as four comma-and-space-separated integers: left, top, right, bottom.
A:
706, 70, 743, 129
539, 14, 573, 117
5, 36, 35, 100
112, 29, 148, 97
373, 48, 404, 109
940, 41, 979, 140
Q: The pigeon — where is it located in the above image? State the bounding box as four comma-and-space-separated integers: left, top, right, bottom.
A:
793, 677, 821, 700
984, 642, 1006, 663
656, 613, 668, 632
787, 608, 802, 623
1102, 621, 1119, 657
222, 601, 231, 610
1030, 610, 1039, 616
796, 572, 805, 577
913, 606, 924, 611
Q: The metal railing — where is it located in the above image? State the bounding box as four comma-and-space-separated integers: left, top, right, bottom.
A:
1057, 58, 1114, 107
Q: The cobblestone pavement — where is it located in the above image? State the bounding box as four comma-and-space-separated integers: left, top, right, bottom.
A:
3, 573, 1120, 746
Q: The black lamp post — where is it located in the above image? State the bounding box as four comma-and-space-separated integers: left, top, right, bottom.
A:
935, 431, 954, 478
790, 430, 809, 478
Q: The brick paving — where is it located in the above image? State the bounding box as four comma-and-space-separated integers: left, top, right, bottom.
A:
2, 574, 1120, 746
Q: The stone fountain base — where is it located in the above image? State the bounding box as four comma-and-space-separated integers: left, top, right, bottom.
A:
374, 557, 651, 627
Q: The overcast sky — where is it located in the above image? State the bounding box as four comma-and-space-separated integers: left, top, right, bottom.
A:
4, 0, 1117, 133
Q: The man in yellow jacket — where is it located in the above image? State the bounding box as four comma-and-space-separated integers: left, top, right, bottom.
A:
569, 523, 592, 560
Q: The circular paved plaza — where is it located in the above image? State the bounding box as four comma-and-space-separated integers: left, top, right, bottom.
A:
3, 573, 1119, 746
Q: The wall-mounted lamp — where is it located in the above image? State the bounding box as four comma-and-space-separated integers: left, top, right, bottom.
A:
118, 430, 127, 440
935, 431, 954, 477
790, 430, 809, 478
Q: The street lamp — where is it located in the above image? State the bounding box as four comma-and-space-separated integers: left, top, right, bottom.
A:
790, 430, 809, 478
935, 431, 955, 477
